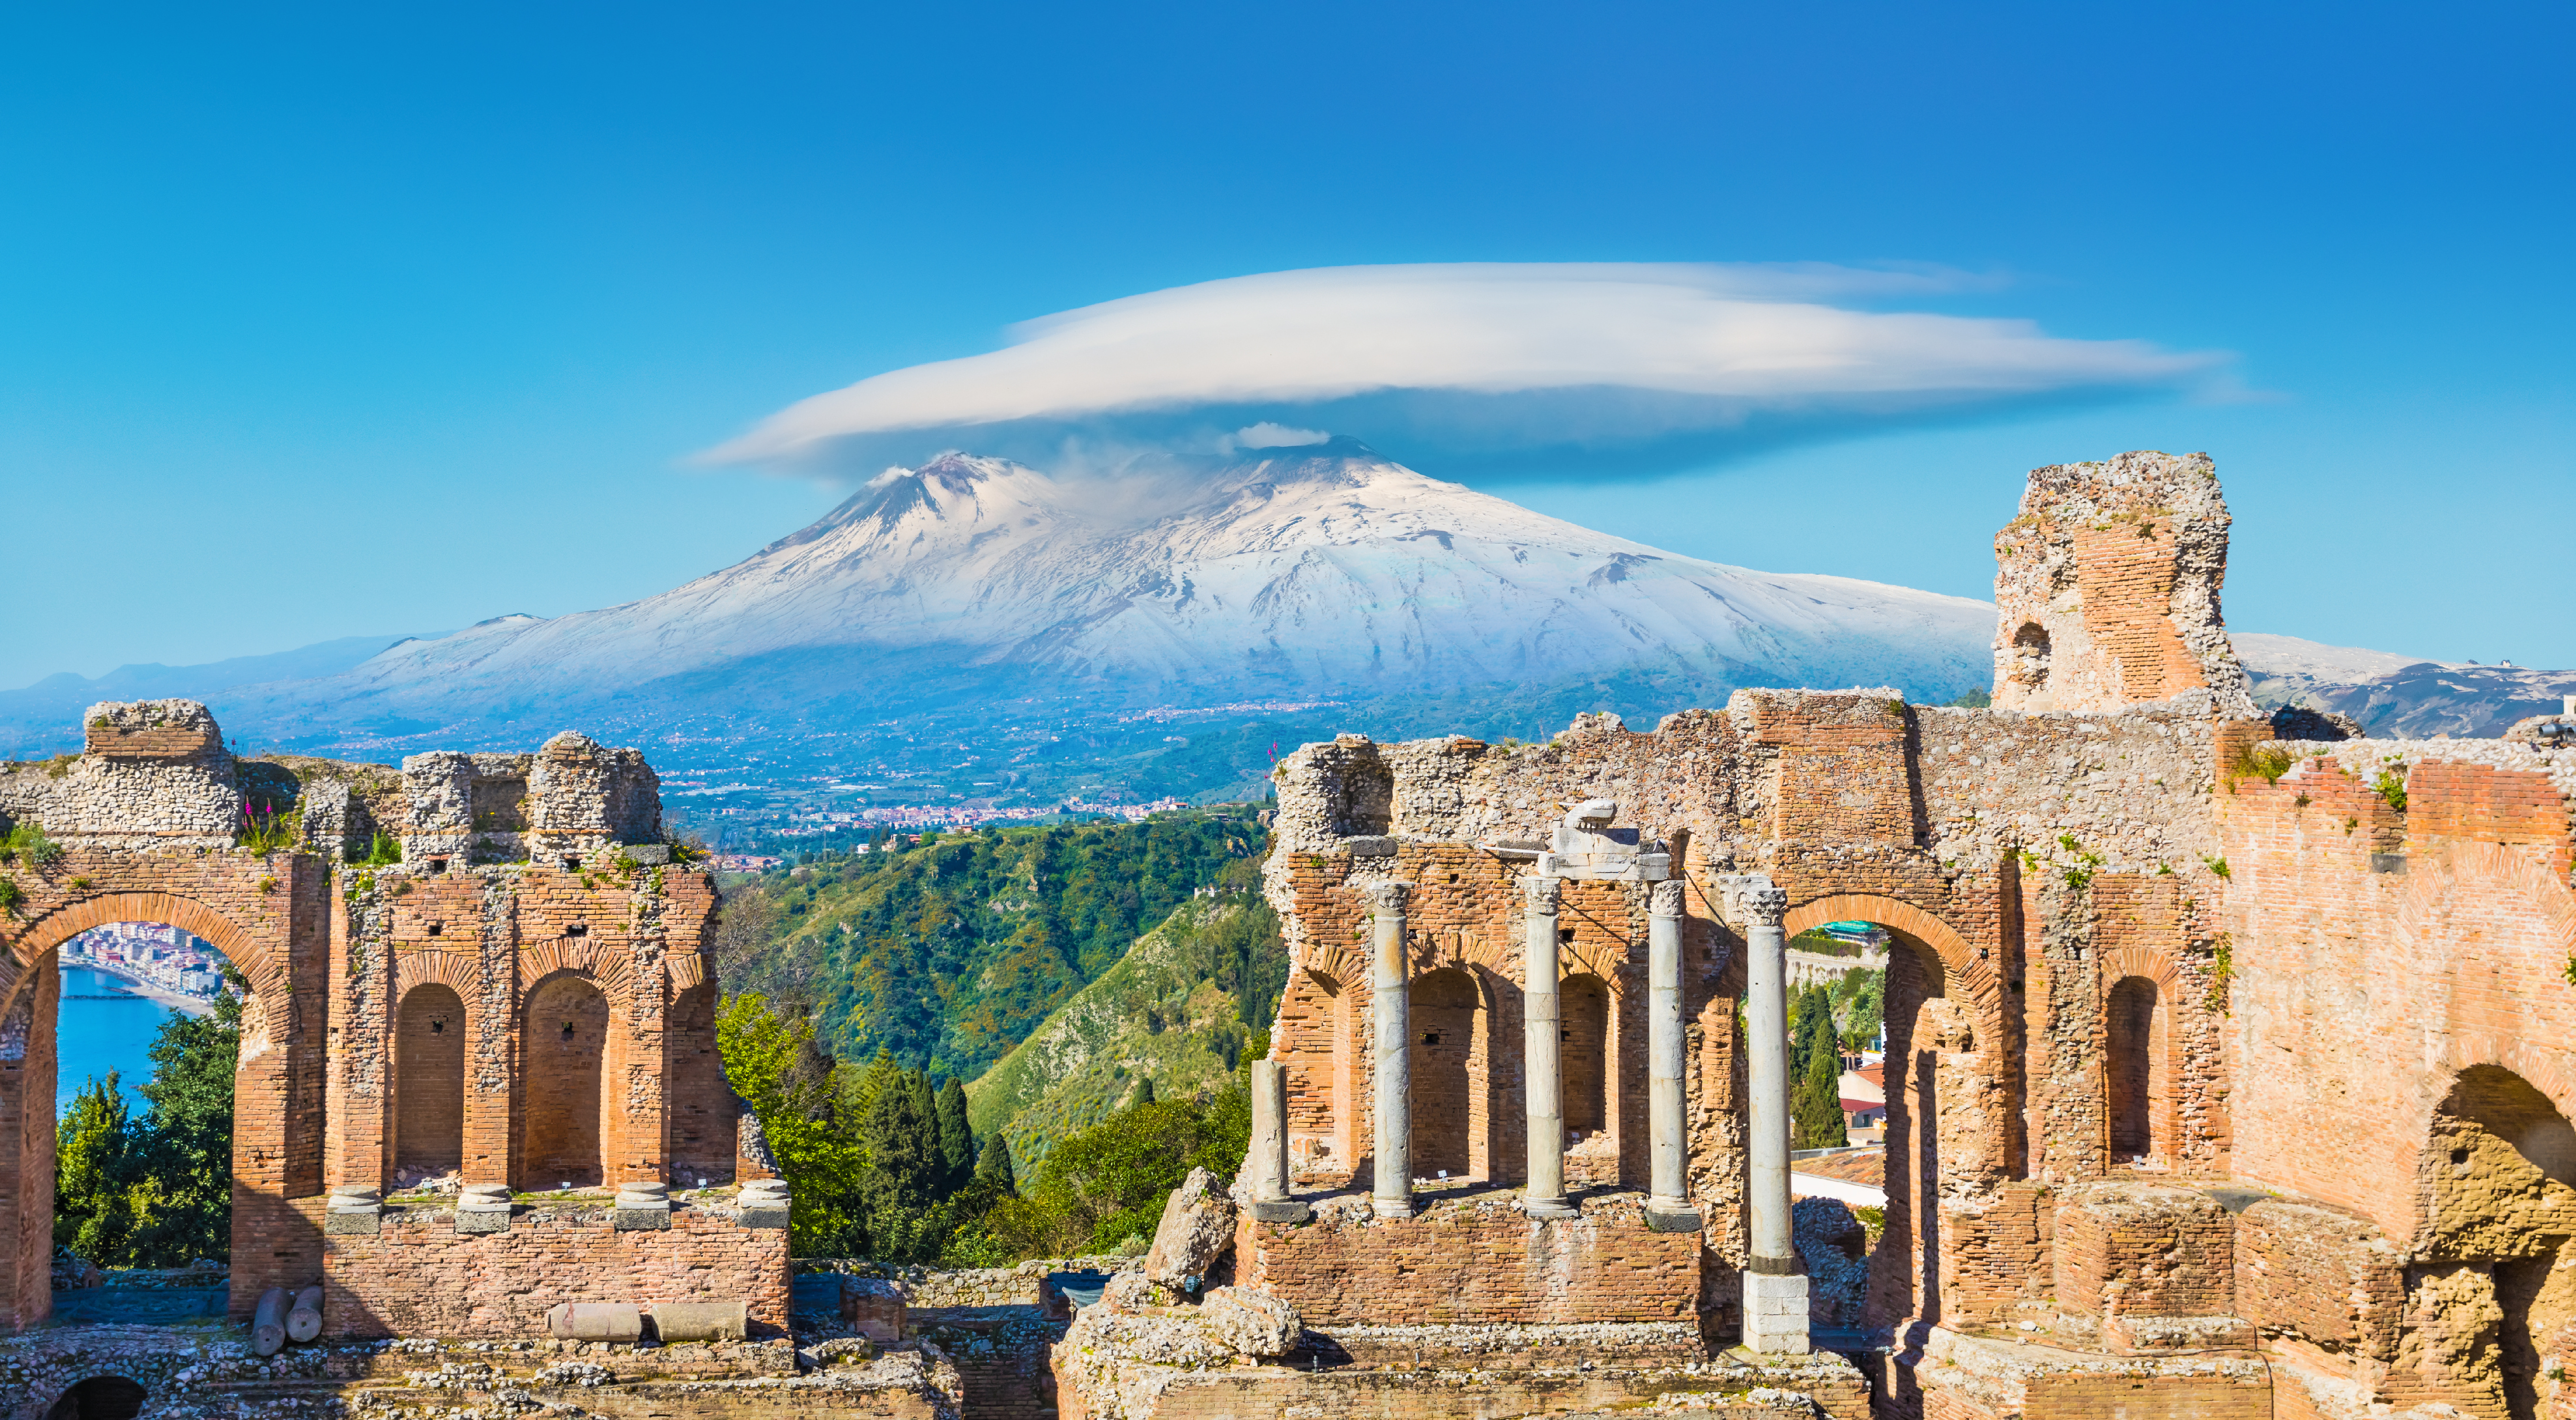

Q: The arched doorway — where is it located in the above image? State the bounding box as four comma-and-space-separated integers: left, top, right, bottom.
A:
520, 975, 608, 1188
1278, 968, 1354, 1184
44, 920, 242, 1290
2402, 1065, 2576, 1420
44, 1375, 148, 1420
0, 884, 315, 1330
2104, 976, 2165, 1164
394, 984, 466, 1184
1410, 968, 1479, 1181
1778, 893, 1976, 1333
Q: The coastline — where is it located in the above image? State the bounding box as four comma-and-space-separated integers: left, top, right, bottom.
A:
62, 967, 213, 1019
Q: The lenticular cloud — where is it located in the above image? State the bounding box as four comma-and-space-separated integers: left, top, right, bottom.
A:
706, 262, 2221, 479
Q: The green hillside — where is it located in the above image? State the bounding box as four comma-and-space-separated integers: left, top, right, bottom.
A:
968, 894, 1286, 1170
716, 813, 1267, 1083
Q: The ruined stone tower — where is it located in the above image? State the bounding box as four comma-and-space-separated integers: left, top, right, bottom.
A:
1989, 449, 2257, 716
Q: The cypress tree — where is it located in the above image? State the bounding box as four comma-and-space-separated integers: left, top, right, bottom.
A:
859, 1070, 939, 1258
1793, 1006, 1848, 1150
975, 1133, 1017, 1196
935, 1078, 973, 1195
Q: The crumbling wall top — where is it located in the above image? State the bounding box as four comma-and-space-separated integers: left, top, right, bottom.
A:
1991, 450, 2257, 720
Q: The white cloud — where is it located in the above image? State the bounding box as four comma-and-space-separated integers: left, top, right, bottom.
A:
703, 262, 2223, 477
1230, 422, 1331, 450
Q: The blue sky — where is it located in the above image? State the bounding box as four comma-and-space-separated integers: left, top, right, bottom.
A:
5, 1, 2570, 689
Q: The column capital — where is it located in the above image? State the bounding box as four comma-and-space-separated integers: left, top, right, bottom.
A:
1522, 872, 1561, 913
1360, 880, 1410, 914
1649, 880, 1684, 918
1716, 873, 1787, 928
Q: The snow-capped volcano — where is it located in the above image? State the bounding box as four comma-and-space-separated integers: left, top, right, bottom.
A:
330, 439, 1993, 703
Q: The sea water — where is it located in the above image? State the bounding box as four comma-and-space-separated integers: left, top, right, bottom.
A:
57, 967, 186, 1116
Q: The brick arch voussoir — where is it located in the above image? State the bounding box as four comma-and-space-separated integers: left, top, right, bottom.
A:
2397, 842, 2576, 960
2099, 945, 2184, 996
518, 939, 635, 1002
6, 889, 286, 1017
394, 950, 477, 1000
1781, 891, 1979, 985
519, 962, 614, 1019
2429, 1036, 2576, 1138
1298, 940, 1368, 994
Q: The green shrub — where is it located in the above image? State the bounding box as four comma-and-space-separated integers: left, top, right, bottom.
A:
0, 821, 62, 869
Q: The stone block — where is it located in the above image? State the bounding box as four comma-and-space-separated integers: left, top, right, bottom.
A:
1143, 1166, 1234, 1288
841, 1277, 907, 1342
739, 1205, 790, 1230
1201, 1285, 1301, 1356
454, 1208, 511, 1235
649, 1299, 747, 1341
547, 1301, 644, 1342
614, 1206, 673, 1231
1247, 1199, 1312, 1224
1743, 1270, 1811, 1353
324, 1211, 381, 1236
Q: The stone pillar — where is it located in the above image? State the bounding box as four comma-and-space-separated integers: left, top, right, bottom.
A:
1731, 876, 1808, 1352
1523, 873, 1576, 1218
1247, 1059, 1310, 1223
1645, 880, 1700, 1231
1367, 881, 1414, 1219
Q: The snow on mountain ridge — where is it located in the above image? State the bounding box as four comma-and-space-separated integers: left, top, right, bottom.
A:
338, 441, 1995, 704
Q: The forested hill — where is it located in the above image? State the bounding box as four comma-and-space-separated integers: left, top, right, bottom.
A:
715, 813, 1268, 1082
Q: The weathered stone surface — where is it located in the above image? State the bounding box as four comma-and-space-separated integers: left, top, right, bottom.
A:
1140, 1167, 1233, 1288
650, 1300, 748, 1342
549, 1301, 646, 1342
1199, 1286, 1299, 1357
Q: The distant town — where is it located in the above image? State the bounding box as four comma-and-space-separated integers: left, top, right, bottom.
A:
60, 921, 228, 1007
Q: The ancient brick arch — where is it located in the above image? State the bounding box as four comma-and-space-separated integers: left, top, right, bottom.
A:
2, 885, 287, 1022
0, 859, 327, 1331
0, 699, 739, 1338
2399, 841, 2576, 1142
1781, 892, 1976, 984
2395, 840, 2576, 965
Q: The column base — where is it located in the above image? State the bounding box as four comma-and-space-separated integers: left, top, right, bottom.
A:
1249, 1199, 1313, 1224
1643, 1204, 1703, 1233
1742, 1270, 1812, 1354
455, 1207, 512, 1235
1371, 1196, 1416, 1219
1521, 1196, 1578, 1220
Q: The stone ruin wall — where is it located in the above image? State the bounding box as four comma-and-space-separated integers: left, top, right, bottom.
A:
1990, 450, 2257, 720
0, 700, 765, 1344
1247, 451, 2576, 1420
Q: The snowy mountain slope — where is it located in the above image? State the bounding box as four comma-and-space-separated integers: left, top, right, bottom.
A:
308, 439, 1996, 707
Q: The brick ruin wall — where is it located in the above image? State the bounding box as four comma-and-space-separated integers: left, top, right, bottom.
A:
0, 700, 754, 1337
1988, 450, 2257, 720
1247, 455, 2576, 1420
1234, 1196, 1701, 1328
321, 1202, 789, 1336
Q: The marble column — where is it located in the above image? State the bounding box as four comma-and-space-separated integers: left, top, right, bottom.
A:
1523, 872, 1576, 1218
1367, 881, 1414, 1219
1644, 880, 1700, 1231
1247, 1059, 1310, 1223
1731, 876, 1808, 1353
